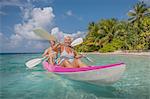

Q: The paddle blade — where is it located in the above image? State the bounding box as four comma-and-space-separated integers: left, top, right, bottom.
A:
85, 56, 94, 62
33, 29, 56, 41
71, 38, 83, 47
25, 58, 43, 69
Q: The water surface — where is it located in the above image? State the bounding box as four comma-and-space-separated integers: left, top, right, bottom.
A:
0, 53, 150, 99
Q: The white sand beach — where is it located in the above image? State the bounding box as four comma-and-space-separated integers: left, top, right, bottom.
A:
83, 51, 150, 56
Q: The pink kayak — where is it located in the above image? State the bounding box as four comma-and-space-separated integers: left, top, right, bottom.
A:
43, 61, 126, 85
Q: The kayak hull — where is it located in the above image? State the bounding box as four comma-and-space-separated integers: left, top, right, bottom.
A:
43, 61, 126, 85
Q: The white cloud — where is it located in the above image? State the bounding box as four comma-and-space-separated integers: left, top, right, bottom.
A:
9, 34, 23, 48
24, 40, 47, 49
66, 10, 73, 16
51, 27, 87, 43
0, 1, 85, 53
14, 7, 55, 40
0, 33, 8, 43
31, 7, 55, 28
0, 32, 49, 53
0, 0, 26, 7
0, 6, 55, 53
0, 33, 7, 45
12, 7, 55, 42
0, 0, 53, 7
0, 32, 10, 52
51, 27, 65, 42
0, 11, 7, 15
72, 31, 87, 39
12, 6, 55, 49
32, 0, 54, 3
65, 10, 83, 21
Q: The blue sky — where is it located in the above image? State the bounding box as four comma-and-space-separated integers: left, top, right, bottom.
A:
0, 0, 149, 53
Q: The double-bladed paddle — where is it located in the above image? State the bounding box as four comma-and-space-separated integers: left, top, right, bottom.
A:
25, 37, 83, 69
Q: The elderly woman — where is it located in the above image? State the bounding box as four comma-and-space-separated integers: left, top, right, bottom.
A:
52, 36, 87, 68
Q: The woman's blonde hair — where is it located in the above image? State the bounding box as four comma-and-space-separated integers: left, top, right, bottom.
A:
64, 35, 73, 41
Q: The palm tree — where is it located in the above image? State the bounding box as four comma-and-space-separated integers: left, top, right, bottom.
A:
128, 2, 150, 23
95, 18, 118, 46
88, 22, 99, 36
115, 21, 131, 50
128, 2, 150, 50
88, 22, 95, 31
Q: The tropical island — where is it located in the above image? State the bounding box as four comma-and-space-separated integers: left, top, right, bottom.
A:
75, 2, 150, 55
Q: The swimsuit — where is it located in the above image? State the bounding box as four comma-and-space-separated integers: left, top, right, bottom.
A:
58, 46, 74, 65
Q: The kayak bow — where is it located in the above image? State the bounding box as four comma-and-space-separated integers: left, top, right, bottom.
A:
43, 61, 126, 85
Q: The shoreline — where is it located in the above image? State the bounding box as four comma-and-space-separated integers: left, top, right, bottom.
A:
0, 51, 150, 56
83, 51, 150, 56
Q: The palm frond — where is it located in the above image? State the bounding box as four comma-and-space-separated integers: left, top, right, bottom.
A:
128, 17, 137, 23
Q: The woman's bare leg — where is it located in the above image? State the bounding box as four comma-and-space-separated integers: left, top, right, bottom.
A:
60, 60, 74, 68
47, 57, 54, 65
73, 59, 87, 68
47, 48, 55, 65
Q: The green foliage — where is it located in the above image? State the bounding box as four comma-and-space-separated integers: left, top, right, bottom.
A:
127, 2, 150, 23
99, 44, 116, 52
76, 1, 150, 52
99, 38, 124, 52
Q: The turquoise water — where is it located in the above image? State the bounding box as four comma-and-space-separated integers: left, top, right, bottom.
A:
0, 53, 150, 99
